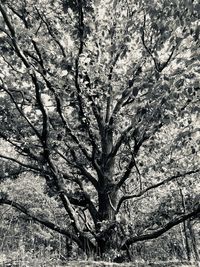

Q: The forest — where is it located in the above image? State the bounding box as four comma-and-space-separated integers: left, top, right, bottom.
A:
0, 0, 199, 266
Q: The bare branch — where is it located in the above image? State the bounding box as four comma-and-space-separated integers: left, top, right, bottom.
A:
121, 204, 200, 249
0, 132, 41, 162
31, 72, 49, 147
36, 9, 66, 58
0, 82, 42, 141
141, 14, 159, 71
116, 169, 200, 213
141, 14, 176, 73
108, 124, 133, 159
0, 3, 30, 68
105, 46, 123, 123
70, 149, 98, 189
0, 198, 82, 247
109, 88, 133, 125
61, 178, 99, 224
116, 155, 136, 191
0, 154, 44, 173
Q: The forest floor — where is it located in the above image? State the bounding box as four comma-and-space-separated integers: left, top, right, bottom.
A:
0, 253, 199, 267
61, 261, 198, 267
0, 259, 199, 267
60, 261, 199, 267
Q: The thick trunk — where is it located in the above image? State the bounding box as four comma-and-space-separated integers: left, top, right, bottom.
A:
96, 125, 119, 254
98, 124, 116, 221
98, 188, 117, 221
96, 182, 118, 255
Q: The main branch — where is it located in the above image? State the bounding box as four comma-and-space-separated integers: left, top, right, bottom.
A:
116, 168, 200, 213
121, 204, 200, 249
0, 198, 82, 247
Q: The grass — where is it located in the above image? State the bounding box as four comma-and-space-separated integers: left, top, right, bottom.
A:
60, 260, 199, 267
0, 252, 199, 267
0, 258, 199, 267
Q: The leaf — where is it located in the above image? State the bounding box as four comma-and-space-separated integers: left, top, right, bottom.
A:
175, 79, 184, 88
176, 37, 182, 45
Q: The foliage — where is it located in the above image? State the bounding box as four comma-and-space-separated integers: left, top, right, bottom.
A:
0, 0, 199, 261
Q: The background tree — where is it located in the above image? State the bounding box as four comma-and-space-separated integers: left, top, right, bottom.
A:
0, 0, 199, 260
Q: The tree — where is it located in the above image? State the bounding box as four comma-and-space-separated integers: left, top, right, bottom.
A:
0, 0, 199, 259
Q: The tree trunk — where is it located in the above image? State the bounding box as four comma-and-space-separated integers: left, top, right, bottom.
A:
96, 126, 119, 254
187, 220, 199, 266
98, 188, 117, 221
179, 188, 192, 261
183, 220, 191, 261
97, 186, 118, 252
66, 236, 73, 258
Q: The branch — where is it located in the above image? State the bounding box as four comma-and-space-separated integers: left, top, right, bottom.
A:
136, 121, 164, 152
0, 82, 42, 141
0, 3, 49, 148
121, 204, 200, 249
87, 94, 104, 142
109, 64, 143, 124
141, 14, 176, 73
0, 154, 44, 173
40, 75, 93, 163
116, 155, 136, 190
42, 148, 97, 237
115, 139, 143, 192
0, 3, 30, 68
8, 6, 47, 74
0, 132, 40, 162
0, 54, 24, 74
0, 169, 27, 180
109, 88, 132, 126
108, 47, 124, 81
158, 46, 175, 72
35, 152, 87, 236
105, 48, 122, 123
61, 178, 99, 224
0, 4, 50, 149
31, 72, 49, 145
109, 124, 133, 159
116, 169, 200, 213
70, 149, 98, 189
0, 198, 82, 247
73, 0, 99, 150
141, 14, 159, 71
74, 0, 86, 123
36, 9, 66, 58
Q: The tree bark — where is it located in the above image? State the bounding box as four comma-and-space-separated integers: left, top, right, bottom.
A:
187, 220, 200, 266
179, 188, 191, 261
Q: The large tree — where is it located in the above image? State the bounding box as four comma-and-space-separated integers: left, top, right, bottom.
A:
0, 0, 199, 259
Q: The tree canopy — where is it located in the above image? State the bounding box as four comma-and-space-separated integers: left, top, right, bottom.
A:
0, 0, 199, 260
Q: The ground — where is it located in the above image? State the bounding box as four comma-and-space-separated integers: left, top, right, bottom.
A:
0, 257, 199, 267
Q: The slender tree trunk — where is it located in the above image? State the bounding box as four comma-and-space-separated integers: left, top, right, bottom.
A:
183, 219, 191, 261
65, 236, 72, 258
179, 188, 191, 261
187, 220, 199, 266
